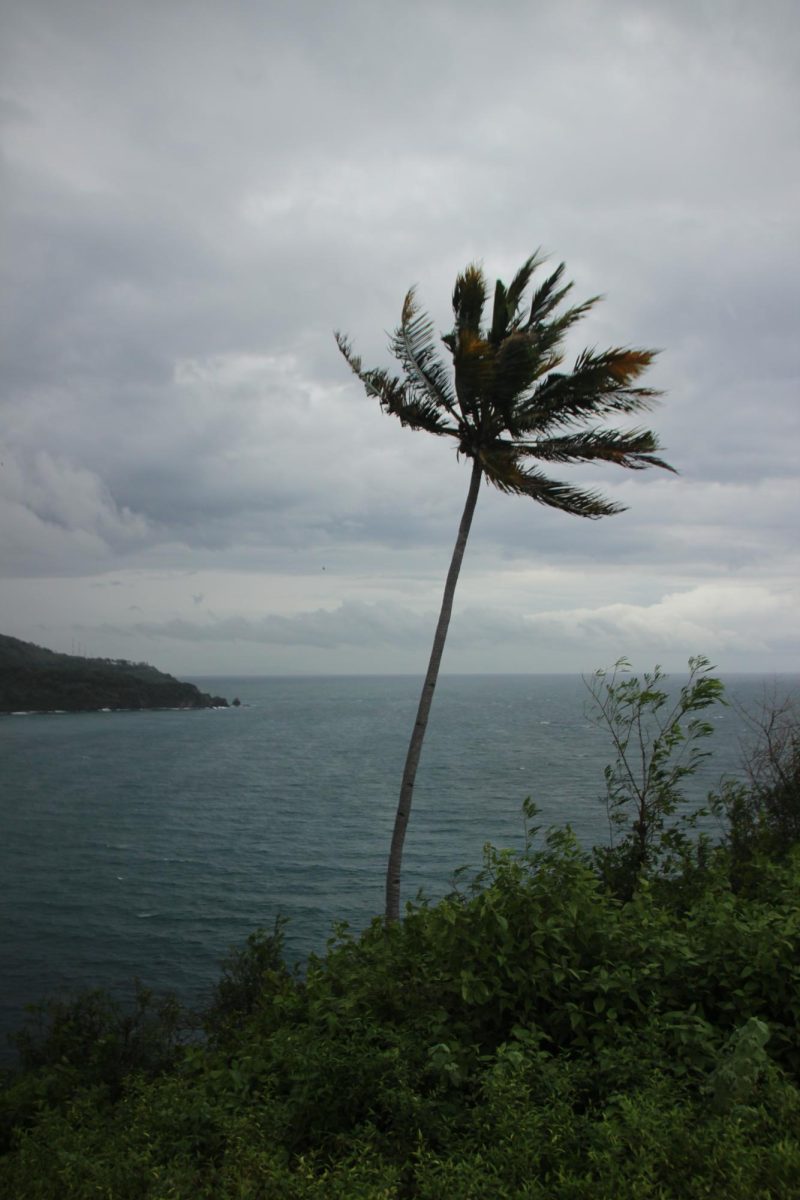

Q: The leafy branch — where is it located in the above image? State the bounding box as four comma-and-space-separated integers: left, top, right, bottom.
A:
585, 656, 725, 897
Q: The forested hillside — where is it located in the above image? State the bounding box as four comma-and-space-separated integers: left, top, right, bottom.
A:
0, 634, 227, 713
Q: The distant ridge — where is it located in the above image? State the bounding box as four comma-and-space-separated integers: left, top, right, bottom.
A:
0, 634, 228, 714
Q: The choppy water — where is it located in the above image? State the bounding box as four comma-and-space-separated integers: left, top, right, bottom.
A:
1, 672, 794, 1057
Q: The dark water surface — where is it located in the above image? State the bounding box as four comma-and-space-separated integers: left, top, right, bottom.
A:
1, 673, 795, 1056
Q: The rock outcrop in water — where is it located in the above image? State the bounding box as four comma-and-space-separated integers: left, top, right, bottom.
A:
0, 634, 228, 714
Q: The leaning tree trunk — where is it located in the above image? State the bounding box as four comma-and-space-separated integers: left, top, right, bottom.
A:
385, 457, 483, 924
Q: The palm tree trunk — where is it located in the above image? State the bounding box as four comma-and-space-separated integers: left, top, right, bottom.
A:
385, 457, 483, 923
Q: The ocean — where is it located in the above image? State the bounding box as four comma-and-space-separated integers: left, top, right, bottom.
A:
1, 671, 794, 1059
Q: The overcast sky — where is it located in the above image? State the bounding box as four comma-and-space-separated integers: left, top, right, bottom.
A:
1, 0, 798, 677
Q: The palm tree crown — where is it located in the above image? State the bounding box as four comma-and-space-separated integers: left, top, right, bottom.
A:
336, 252, 674, 923
336, 252, 673, 517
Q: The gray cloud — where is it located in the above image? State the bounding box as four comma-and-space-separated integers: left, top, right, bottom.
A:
1, 0, 798, 672
88, 581, 799, 675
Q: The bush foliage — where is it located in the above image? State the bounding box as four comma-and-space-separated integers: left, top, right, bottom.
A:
2, 663, 799, 1198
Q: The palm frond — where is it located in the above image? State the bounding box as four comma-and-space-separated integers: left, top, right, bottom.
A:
528, 297, 600, 361
335, 332, 455, 437
505, 251, 546, 321
334, 331, 361, 374
479, 444, 624, 517
489, 252, 547, 343
489, 279, 509, 343
521, 346, 661, 432
576, 346, 659, 384
449, 330, 492, 426
487, 332, 542, 433
452, 264, 488, 337
515, 427, 676, 472
526, 264, 572, 326
391, 289, 459, 420
364, 367, 454, 435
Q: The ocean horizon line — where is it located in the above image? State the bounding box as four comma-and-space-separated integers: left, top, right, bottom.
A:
185, 669, 800, 681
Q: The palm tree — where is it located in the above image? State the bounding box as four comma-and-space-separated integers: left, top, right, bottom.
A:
336, 252, 674, 923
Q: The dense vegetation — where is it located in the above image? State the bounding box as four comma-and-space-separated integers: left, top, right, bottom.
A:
0, 634, 227, 713
1, 664, 798, 1197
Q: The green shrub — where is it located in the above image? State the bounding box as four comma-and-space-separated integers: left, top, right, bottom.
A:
713, 691, 800, 890
0, 982, 186, 1154
202, 917, 296, 1044
586, 656, 725, 899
